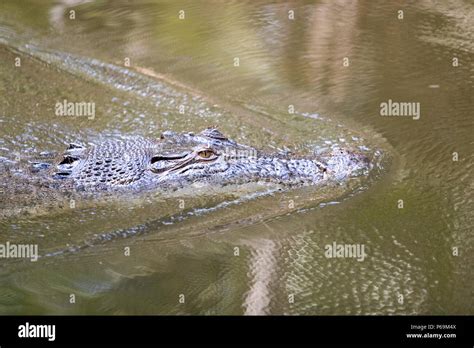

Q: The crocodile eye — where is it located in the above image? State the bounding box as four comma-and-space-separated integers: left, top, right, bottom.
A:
197, 150, 215, 159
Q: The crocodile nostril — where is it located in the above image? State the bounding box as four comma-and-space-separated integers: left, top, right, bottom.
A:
67, 143, 84, 150
59, 156, 79, 165
53, 172, 71, 179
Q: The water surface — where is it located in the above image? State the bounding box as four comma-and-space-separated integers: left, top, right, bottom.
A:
0, 0, 472, 314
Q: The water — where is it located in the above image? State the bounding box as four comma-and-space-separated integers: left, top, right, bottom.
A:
0, 0, 472, 314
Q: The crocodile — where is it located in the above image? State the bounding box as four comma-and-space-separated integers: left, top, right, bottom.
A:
48, 128, 371, 192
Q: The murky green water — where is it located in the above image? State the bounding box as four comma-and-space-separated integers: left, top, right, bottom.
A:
0, 0, 472, 314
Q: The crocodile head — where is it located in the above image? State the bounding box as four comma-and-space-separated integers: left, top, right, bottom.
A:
53, 128, 370, 191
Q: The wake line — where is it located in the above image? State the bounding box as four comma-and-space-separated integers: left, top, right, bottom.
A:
1, 36, 224, 120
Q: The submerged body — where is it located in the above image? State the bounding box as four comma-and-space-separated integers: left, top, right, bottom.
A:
50, 128, 371, 192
